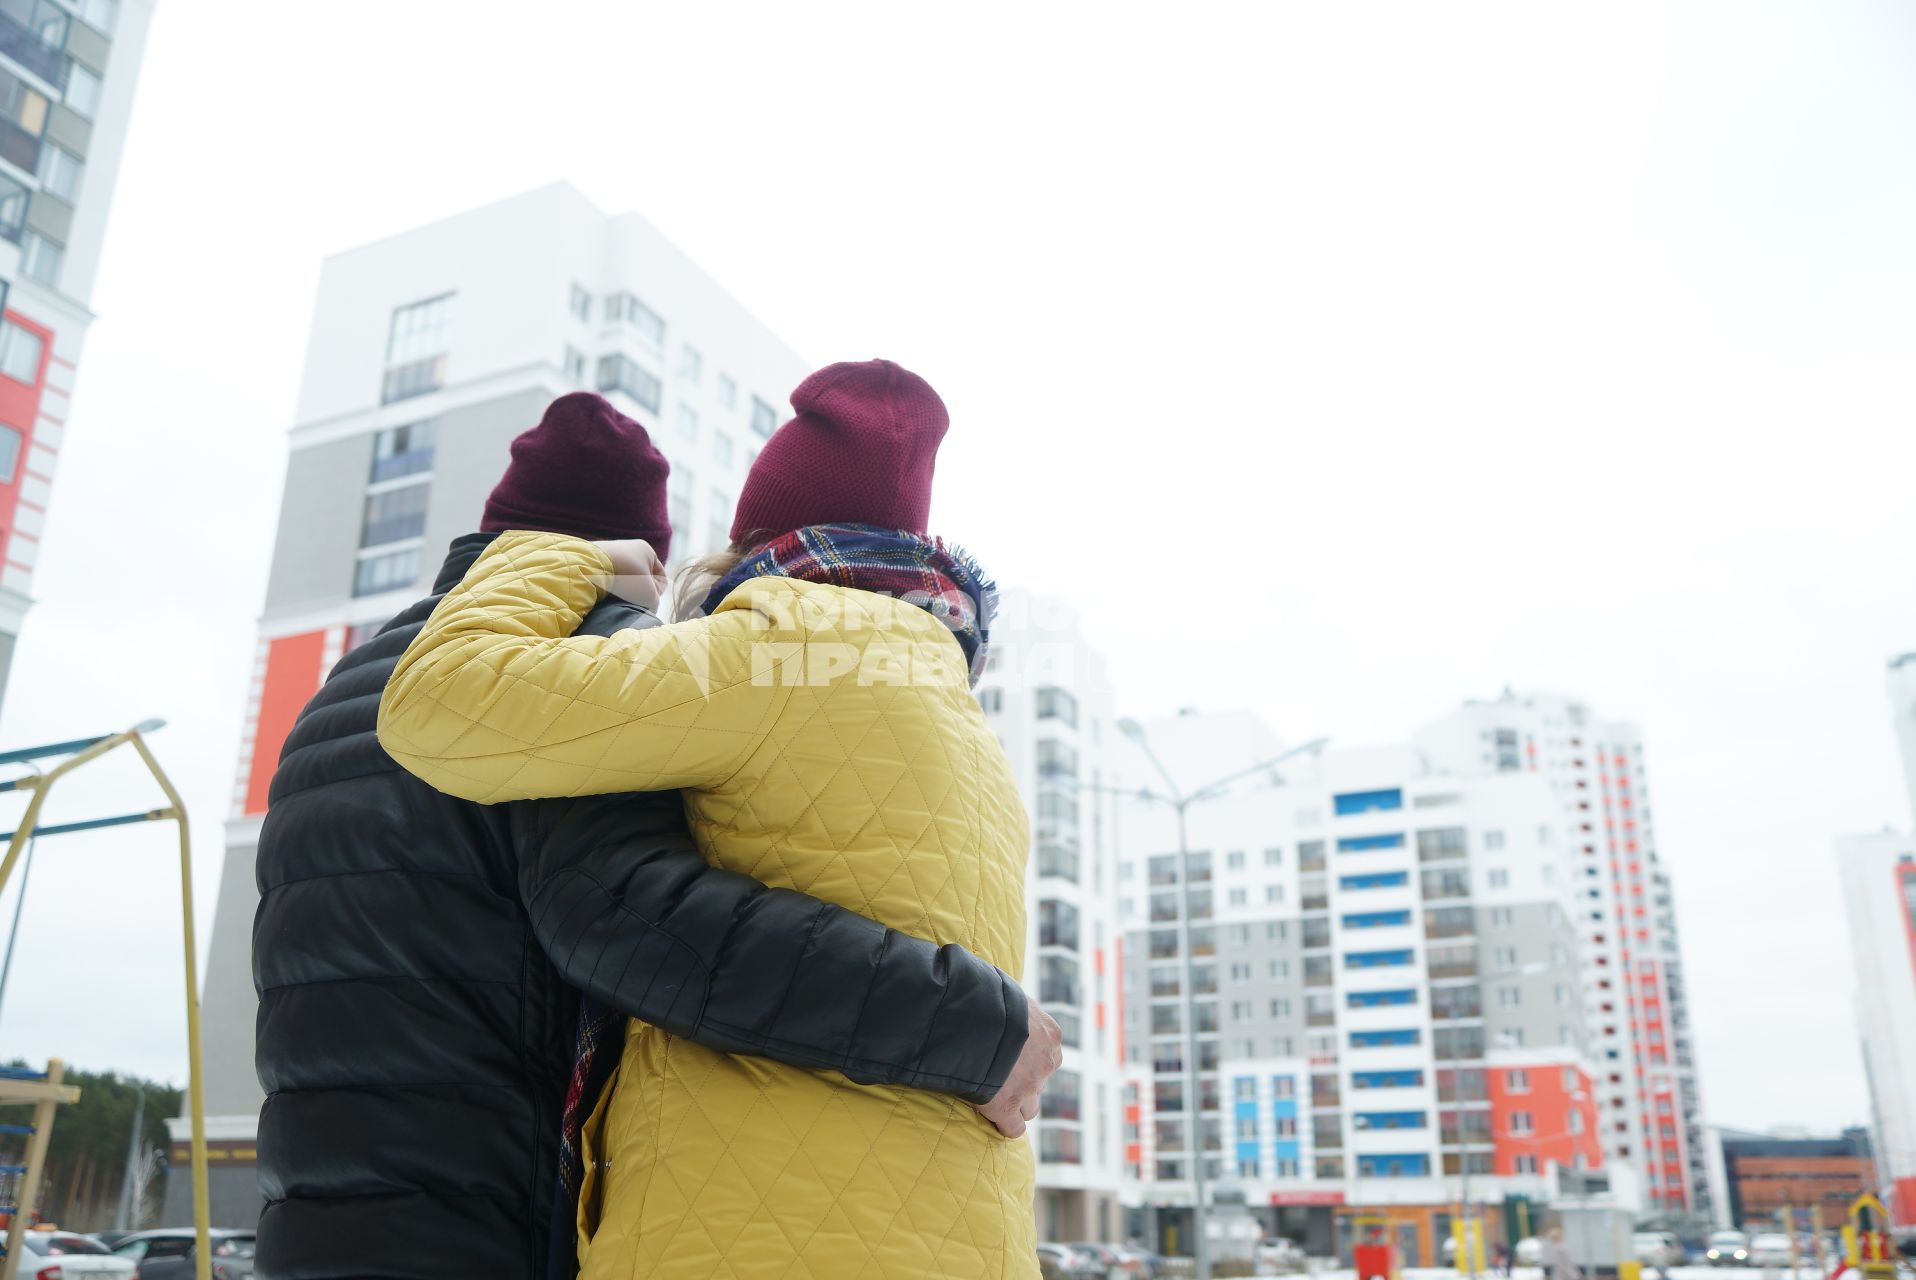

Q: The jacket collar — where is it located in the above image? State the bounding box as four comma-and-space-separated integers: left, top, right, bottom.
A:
433, 532, 503, 594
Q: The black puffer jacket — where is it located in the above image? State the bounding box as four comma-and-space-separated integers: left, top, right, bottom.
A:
253, 534, 1028, 1280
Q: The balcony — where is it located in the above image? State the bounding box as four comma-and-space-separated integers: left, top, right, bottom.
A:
0, 6, 66, 83
0, 116, 38, 178
1036, 843, 1078, 883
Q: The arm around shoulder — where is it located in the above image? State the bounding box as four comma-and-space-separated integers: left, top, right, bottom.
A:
377, 530, 796, 803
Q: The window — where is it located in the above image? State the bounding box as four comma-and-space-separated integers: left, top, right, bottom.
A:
1493, 946, 1518, 971
715, 372, 737, 407
1342, 909, 1412, 929
1514, 1154, 1538, 1174
1509, 1111, 1534, 1135
711, 430, 734, 467
1504, 1069, 1530, 1092
63, 64, 100, 122
1353, 1110, 1426, 1130
749, 394, 779, 438
0, 0, 65, 79
0, 169, 24, 241
706, 487, 730, 551
1483, 829, 1506, 850
0, 317, 42, 383
1337, 833, 1405, 853
354, 546, 420, 597
1039, 1127, 1081, 1164
1344, 948, 1414, 969
568, 284, 592, 321
1333, 788, 1403, 815
1351, 1069, 1423, 1088
370, 420, 435, 482
597, 353, 662, 412
1041, 1068, 1081, 1121
562, 346, 586, 383
1226, 850, 1245, 870
1266, 885, 1284, 904
20, 230, 61, 286
1349, 1028, 1419, 1048
1488, 907, 1513, 929
36, 141, 78, 200
360, 482, 429, 548
1340, 871, 1408, 891
1417, 827, 1467, 860
0, 423, 20, 482
1488, 869, 1510, 889
78, 0, 116, 33
1347, 988, 1416, 1009
1270, 959, 1288, 979
1039, 899, 1080, 951
1357, 1153, 1430, 1178
1264, 847, 1283, 866
977, 687, 1002, 714
605, 292, 665, 345
1040, 954, 1079, 1005
1498, 986, 1521, 1009
678, 344, 703, 382
1269, 998, 1291, 1018
1036, 687, 1079, 726
1228, 888, 1247, 907
383, 293, 453, 402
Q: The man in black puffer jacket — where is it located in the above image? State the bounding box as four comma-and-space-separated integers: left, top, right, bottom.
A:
253, 394, 1057, 1279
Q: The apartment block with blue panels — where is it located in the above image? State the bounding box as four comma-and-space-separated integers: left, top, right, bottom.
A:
1227, 1061, 1311, 1181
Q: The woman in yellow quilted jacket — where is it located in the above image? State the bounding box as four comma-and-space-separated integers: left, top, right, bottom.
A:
379, 359, 1038, 1280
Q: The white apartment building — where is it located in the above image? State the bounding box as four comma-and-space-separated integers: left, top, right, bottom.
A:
184, 182, 812, 1225
1836, 653, 1916, 1226
0, 0, 151, 711
1114, 712, 1607, 1264
1415, 691, 1712, 1224
974, 587, 1127, 1243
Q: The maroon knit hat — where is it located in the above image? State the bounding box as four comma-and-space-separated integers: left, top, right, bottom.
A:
480, 392, 674, 562
729, 359, 949, 545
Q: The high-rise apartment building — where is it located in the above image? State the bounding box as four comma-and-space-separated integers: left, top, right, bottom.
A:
182, 183, 812, 1224
974, 588, 1127, 1242
1415, 692, 1712, 1223
0, 0, 151, 711
1113, 714, 1608, 1265
1835, 652, 1916, 1226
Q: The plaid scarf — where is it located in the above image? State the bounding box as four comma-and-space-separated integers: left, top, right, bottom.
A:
702, 523, 996, 683
549, 994, 620, 1280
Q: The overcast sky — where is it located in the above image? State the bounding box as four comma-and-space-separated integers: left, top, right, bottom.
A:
1, 1, 1913, 1138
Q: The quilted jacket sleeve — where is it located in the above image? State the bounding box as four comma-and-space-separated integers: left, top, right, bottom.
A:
517, 796, 1031, 1104
378, 530, 794, 804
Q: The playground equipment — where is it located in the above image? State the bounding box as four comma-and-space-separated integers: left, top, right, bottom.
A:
0, 723, 209, 1280
1452, 1212, 1486, 1276
1353, 1214, 1400, 1280
0, 1059, 78, 1271
1838, 1194, 1897, 1280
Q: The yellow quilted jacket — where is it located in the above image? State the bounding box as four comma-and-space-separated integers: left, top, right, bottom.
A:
378, 531, 1036, 1280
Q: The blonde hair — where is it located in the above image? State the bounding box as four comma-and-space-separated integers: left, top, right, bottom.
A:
670, 541, 752, 621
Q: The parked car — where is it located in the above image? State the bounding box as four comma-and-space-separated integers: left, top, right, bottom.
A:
1747, 1234, 1794, 1268
1038, 1243, 1101, 1280
1255, 1236, 1308, 1273
1632, 1231, 1684, 1269
14, 1229, 136, 1278
1071, 1242, 1139, 1276
1706, 1230, 1752, 1266
109, 1229, 256, 1280
1112, 1245, 1164, 1277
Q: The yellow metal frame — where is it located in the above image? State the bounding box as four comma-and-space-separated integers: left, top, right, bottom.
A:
0, 725, 209, 1280
0, 1059, 80, 1280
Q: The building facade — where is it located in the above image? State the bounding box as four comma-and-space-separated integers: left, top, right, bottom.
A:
180, 182, 813, 1223
973, 588, 1127, 1242
1834, 653, 1916, 1227
1113, 714, 1607, 1264
1713, 1127, 1879, 1230
1415, 691, 1712, 1223
0, 0, 151, 712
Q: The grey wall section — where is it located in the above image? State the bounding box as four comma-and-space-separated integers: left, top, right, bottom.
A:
64, 19, 111, 74
45, 103, 93, 157
265, 388, 553, 617
416, 387, 553, 563
197, 831, 266, 1117
262, 433, 370, 615
1479, 900, 1586, 1055
25, 192, 73, 245
160, 1161, 260, 1232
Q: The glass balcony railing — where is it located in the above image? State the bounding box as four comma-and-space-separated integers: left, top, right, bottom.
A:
0, 117, 40, 177
0, 8, 66, 83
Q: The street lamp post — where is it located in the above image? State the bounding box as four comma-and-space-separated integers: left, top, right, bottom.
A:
1110, 722, 1330, 1280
